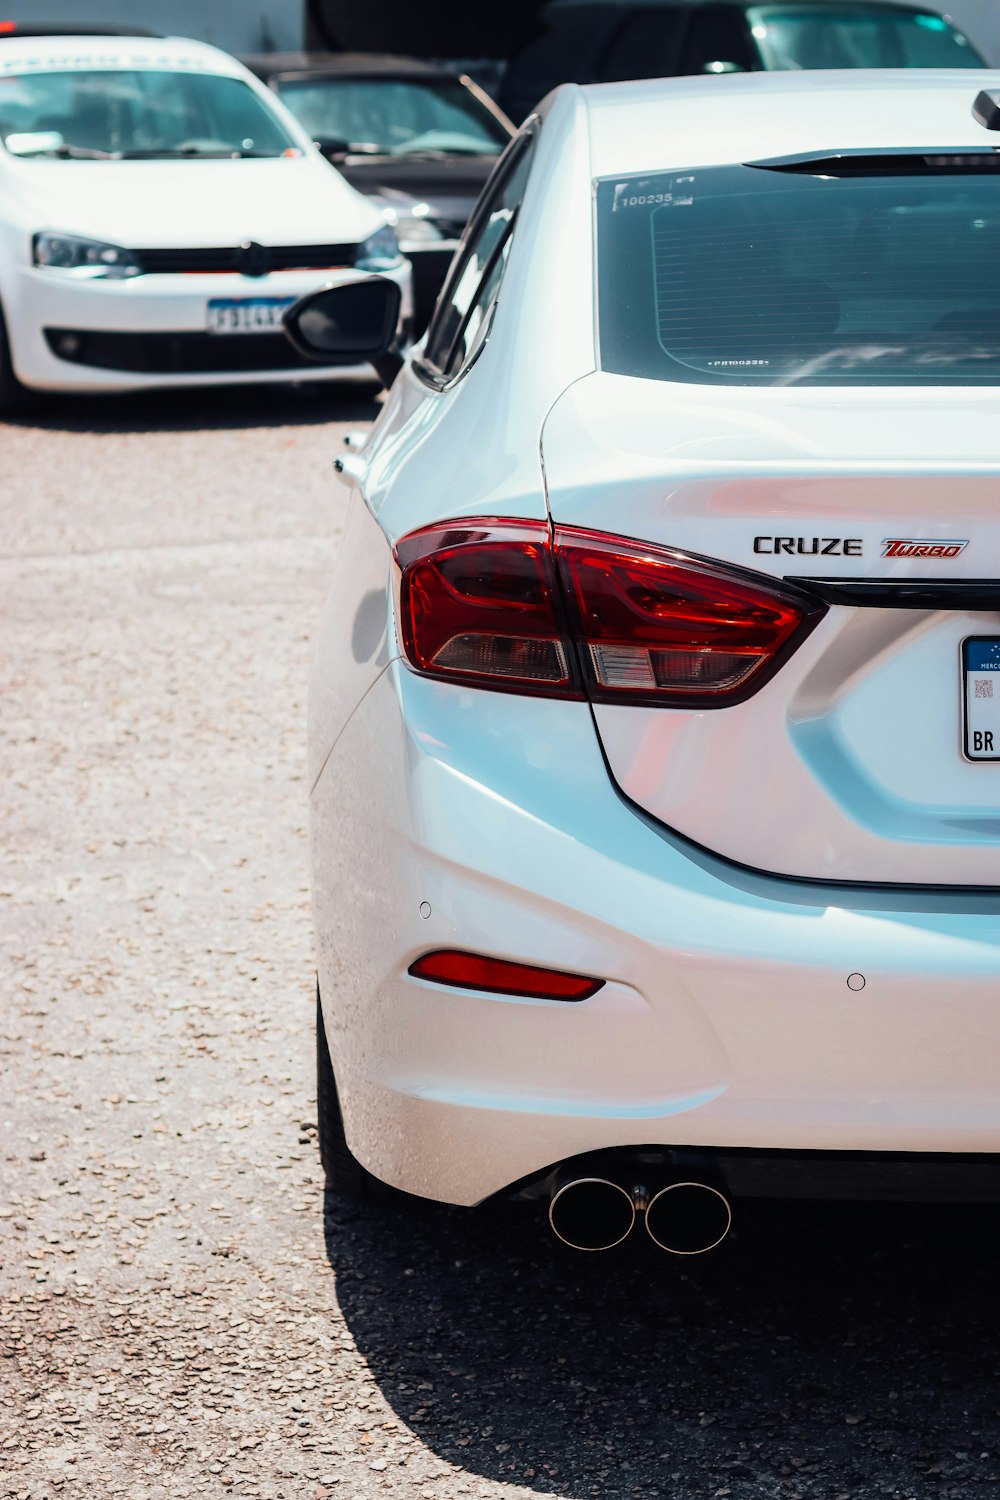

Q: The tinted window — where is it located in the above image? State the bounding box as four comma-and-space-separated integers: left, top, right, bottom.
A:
275, 76, 508, 156
600, 10, 685, 82
747, 4, 983, 68
0, 69, 297, 157
678, 9, 755, 72
597, 162, 1000, 386
423, 135, 534, 378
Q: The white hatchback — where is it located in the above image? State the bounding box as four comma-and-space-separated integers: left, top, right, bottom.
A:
0, 34, 411, 403
290, 68, 1000, 1253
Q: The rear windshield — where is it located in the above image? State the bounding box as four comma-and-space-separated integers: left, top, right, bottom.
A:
596, 162, 1000, 386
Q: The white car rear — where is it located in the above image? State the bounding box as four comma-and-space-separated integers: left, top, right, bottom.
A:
303, 69, 1000, 1251
0, 35, 411, 399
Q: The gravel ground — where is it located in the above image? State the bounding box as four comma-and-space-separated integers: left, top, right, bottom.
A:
2, 384, 1000, 1500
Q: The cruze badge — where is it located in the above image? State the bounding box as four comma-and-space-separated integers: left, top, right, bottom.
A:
882, 538, 968, 559
753, 536, 862, 556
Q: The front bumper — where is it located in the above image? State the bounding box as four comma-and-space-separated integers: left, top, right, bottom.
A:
312, 661, 1000, 1207
4, 261, 412, 392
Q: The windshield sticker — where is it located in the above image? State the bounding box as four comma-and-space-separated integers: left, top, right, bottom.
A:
0, 52, 217, 74
612, 176, 695, 211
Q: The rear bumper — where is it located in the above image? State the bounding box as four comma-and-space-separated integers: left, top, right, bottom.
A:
654, 1147, 1000, 1204
312, 660, 1000, 1207
3, 261, 412, 391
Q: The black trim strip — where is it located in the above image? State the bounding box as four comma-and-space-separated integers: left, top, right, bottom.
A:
748, 147, 1000, 177
787, 577, 1000, 611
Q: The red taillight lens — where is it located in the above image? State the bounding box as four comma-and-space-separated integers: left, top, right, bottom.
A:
395, 519, 581, 697
408, 950, 603, 1001
554, 526, 822, 705
394, 519, 823, 706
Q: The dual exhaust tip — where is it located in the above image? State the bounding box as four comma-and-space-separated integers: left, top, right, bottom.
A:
549, 1173, 732, 1255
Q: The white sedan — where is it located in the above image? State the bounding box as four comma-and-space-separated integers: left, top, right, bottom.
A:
0, 34, 411, 403
288, 67, 1000, 1253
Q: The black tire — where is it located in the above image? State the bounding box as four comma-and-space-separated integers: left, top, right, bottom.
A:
316, 987, 389, 1201
0, 304, 26, 415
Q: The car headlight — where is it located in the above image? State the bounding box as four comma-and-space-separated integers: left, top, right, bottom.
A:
355, 224, 403, 272
33, 231, 141, 279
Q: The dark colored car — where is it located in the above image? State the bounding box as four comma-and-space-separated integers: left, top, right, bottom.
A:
244, 52, 514, 329
501, 0, 985, 122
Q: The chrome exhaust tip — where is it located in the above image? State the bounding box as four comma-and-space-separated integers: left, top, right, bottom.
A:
644, 1181, 732, 1255
548, 1176, 636, 1252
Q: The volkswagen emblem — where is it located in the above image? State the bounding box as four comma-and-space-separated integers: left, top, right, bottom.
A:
237, 239, 269, 278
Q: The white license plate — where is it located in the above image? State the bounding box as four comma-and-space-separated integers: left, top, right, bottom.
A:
206, 297, 294, 335
962, 637, 1000, 760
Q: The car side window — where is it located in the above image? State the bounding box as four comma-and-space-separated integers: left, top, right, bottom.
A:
421, 132, 535, 382
600, 9, 686, 81
677, 7, 755, 74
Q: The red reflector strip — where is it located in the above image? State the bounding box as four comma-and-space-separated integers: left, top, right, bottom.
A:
408, 950, 603, 1001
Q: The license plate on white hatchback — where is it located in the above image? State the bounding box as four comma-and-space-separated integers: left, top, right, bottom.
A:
206, 297, 295, 335
963, 638, 1000, 760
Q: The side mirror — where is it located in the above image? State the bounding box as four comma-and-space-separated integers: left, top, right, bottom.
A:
282, 275, 403, 389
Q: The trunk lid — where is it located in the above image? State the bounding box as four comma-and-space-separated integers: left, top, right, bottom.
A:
542, 373, 1000, 884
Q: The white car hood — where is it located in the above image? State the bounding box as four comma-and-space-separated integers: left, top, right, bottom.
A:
5, 153, 383, 248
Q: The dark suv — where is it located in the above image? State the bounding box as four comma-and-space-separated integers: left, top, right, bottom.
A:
500, 0, 984, 121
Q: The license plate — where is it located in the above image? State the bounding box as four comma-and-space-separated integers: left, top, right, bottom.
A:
206, 297, 294, 335
962, 637, 1000, 760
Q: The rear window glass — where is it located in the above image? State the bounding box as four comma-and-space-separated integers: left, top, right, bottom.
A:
596, 162, 1000, 385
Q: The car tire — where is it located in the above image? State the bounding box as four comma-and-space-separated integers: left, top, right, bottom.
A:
0, 305, 27, 414
316, 987, 389, 1201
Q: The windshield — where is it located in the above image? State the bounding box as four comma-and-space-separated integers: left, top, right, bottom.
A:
274, 75, 508, 156
597, 162, 1000, 386
747, 5, 983, 68
0, 69, 300, 158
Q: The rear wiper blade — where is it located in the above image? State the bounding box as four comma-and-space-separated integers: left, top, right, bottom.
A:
748, 148, 1000, 177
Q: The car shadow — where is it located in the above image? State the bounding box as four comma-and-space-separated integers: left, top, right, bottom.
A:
1, 381, 382, 435
325, 1188, 1000, 1497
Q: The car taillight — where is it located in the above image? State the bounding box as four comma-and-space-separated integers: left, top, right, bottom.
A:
395, 519, 581, 697
408, 950, 603, 1001
394, 519, 824, 707
554, 526, 824, 705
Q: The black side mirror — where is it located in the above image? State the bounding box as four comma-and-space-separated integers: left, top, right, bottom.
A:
282, 275, 404, 389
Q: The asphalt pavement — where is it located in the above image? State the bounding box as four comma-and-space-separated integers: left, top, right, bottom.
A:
2, 383, 999, 1500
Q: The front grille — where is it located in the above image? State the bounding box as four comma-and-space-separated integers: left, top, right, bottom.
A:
44, 327, 348, 374
134, 243, 358, 275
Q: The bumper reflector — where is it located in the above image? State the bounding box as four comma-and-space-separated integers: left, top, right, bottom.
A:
408, 950, 603, 1001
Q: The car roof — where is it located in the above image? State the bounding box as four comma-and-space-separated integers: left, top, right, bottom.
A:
579, 69, 1000, 176
243, 51, 454, 83
0, 33, 249, 76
